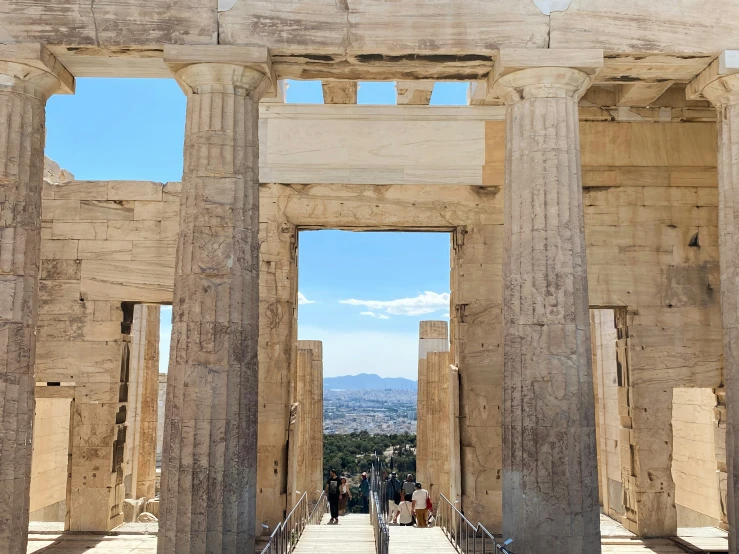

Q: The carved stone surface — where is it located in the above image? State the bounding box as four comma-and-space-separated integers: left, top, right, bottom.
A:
497, 67, 601, 553
158, 63, 268, 554
0, 45, 71, 554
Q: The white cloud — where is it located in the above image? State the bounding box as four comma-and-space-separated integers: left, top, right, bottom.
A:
299, 325, 419, 379
360, 311, 390, 320
340, 291, 449, 316
442, 313, 450, 318
298, 292, 316, 305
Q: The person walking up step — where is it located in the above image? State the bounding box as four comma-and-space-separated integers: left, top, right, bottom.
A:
359, 472, 370, 514
325, 469, 341, 524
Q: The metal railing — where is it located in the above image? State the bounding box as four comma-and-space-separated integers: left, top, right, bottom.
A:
370, 466, 390, 554
436, 494, 515, 554
260, 492, 315, 554
308, 492, 328, 525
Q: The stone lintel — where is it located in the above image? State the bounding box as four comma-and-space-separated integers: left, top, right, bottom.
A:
0, 43, 74, 95
687, 51, 739, 101
321, 81, 357, 104
396, 81, 435, 105
163, 44, 276, 97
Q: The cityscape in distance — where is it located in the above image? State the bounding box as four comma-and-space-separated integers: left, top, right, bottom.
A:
323, 374, 417, 435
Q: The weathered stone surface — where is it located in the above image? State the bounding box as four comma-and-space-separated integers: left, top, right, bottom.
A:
700, 73, 739, 554
0, 44, 73, 554
136, 305, 160, 500
159, 61, 268, 554
297, 340, 324, 504
496, 66, 601, 553
416, 321, 449, 500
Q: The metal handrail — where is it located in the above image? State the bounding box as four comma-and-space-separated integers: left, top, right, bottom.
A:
370, 466, 390, 554
308, 491, 328, 525
436, 494, 515, 554
259, 492, 311, 554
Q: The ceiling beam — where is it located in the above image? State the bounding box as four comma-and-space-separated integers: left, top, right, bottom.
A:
615, 82, 673, 107
396, 81, 435, 105
321, 81, 358, 104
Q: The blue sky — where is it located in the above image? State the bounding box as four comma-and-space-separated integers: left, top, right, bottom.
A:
46, 79, 467, 379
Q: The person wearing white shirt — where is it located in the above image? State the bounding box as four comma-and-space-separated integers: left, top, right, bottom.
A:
397, 494, 414, 526
411, 482, 429, 528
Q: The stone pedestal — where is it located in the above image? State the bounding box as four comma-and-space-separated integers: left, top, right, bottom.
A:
702, 75, 739, 554
0, 45, 72, 554
494, 67, 601, 553
159, 59, 270, 554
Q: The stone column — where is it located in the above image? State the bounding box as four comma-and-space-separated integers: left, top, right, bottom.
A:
701, 74, 739, 554
416, 321, 449, 489
298, 340, 324, 503
494, 66, 601, 553
136, 305, 160, 500
426, 350, 452, 508
0, 44, 72, 553
292, 348, 313, 509
160, 49, 271, 554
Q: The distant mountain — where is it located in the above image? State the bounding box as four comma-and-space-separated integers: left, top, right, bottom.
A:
324, 373, 417, 391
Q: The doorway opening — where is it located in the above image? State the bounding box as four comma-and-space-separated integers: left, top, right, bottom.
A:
297, 229, 450, 515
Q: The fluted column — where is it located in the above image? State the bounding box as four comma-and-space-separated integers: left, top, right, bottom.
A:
702, 75, 739, 554
159, 59, 270, 554
0, 45, 72, 553
494, 67, 601, 554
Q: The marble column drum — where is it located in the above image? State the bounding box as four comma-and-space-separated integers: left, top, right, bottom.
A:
159, 63, 269, 554
0, 46, 70, 554
703, 75, 739, 554
494, 68, 601, 554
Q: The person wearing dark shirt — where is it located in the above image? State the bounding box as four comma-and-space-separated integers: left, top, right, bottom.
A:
325, 469, 342, 524
402, 474, 416, 498
359, 472, 370, 514
386, 472, 402, 523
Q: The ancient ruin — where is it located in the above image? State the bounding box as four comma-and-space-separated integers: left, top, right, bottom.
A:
2, 2, 739, 553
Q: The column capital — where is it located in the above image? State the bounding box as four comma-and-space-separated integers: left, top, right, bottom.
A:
687, 51, 739, 106
489, 49, 602, 104
0, 43, 74, 100
492, 67, 593, 104
163, 44, 276, 100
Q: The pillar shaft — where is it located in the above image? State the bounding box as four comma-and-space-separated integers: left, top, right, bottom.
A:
0, 46, 70, 553
298, 340, 324, 504
703, 76, 739, 554
159, 63, 268, 554
136, 305, 160, 499
416, 321, 449, 490
495, 68, 601, 554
